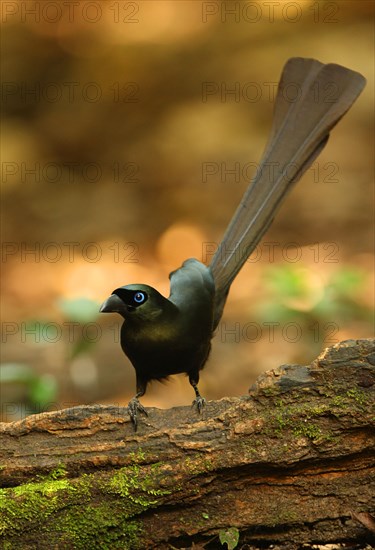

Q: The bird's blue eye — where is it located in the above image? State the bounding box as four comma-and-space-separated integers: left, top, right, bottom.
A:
134, 292, 146, 304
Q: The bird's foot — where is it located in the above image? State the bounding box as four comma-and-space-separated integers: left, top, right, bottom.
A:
192, 395, 206, 414
128, 397, 148, 431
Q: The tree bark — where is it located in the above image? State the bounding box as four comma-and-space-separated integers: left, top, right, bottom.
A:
1, 338, 374, 549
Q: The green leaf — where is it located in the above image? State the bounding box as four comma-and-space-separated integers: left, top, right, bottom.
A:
264, 265, 309, 299
219, 526, 239, 549
57, 297, 100, 322
0, 363, 34, 383
328, 268, 364, 295
29, 374, 58, 406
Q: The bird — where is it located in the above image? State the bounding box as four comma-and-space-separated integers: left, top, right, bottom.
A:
100, 57, 366, 430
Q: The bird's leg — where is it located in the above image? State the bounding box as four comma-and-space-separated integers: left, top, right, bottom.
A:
128, 377, 148, 431
189, 374, 205, 414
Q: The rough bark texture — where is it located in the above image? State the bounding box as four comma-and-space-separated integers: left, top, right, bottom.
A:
1, 338, 374, 549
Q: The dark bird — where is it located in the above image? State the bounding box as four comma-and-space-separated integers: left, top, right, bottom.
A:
100, 57, 366, 430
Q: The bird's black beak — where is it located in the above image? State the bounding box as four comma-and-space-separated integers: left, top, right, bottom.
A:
99, 294, 125, 313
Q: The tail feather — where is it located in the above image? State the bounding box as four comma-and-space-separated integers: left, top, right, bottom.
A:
209, 57, 366, 329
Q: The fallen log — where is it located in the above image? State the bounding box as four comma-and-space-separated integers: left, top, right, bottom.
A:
1, 338, 374, 549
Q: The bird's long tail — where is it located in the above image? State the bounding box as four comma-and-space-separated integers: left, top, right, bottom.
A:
209, 57, 366, 328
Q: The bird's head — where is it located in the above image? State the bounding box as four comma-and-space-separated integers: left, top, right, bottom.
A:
99, 284, 175, 322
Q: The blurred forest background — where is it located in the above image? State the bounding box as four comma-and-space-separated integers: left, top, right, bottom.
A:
1, 0, 374, 421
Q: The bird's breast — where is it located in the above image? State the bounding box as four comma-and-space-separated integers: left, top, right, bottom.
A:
120, 316, 212, 378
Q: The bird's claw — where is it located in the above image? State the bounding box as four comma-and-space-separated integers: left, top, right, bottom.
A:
192, 396, 206, 414
128, 397, 148, 431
